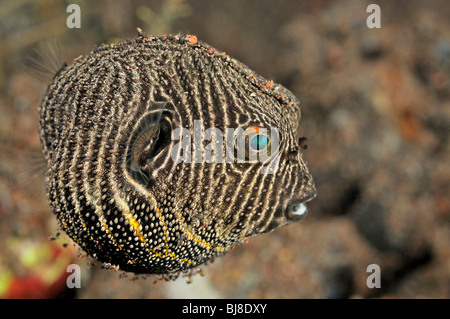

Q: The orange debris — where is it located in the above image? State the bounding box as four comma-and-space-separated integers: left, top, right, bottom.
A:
186, 34, 198, 45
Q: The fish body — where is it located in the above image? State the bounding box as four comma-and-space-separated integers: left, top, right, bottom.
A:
36, 29, 316, 274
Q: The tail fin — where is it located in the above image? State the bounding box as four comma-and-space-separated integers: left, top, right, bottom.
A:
24, 39, 66, 83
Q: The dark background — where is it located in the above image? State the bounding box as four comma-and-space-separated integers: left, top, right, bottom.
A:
0, 0, 448, 298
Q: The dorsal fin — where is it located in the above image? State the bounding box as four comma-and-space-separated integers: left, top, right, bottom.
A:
25, 38, 66, 83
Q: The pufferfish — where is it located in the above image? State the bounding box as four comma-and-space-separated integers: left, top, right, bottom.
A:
28, 28, 316, 274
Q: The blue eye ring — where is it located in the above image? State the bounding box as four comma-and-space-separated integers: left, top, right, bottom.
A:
248, 133, 270, 151
244, 126, 271, 155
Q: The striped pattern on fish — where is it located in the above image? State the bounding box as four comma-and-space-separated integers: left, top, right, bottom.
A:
36, 29, 316, 274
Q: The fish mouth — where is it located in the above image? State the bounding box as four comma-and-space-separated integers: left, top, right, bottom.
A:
290, 202, 308, 217
287, 190, 316, 220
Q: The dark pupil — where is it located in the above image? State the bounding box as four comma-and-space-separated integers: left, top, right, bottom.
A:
249, 134, 269, 151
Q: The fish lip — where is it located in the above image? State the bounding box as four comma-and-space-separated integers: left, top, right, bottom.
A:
287, 190, 317, 220
288, 201, 309, 220
290, 202, 307, 218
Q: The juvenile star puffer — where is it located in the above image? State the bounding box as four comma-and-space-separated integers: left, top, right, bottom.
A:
32, 29, 316, 274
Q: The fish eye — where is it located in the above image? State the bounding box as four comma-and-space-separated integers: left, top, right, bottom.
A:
235, 126, 273, 161
246, 129, 271, 154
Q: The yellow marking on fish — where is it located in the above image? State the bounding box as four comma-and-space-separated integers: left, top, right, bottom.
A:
124, 210, 146, 243
115, 194, 196, 266
155, 205, 170, 256
114, 195, 146, 243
